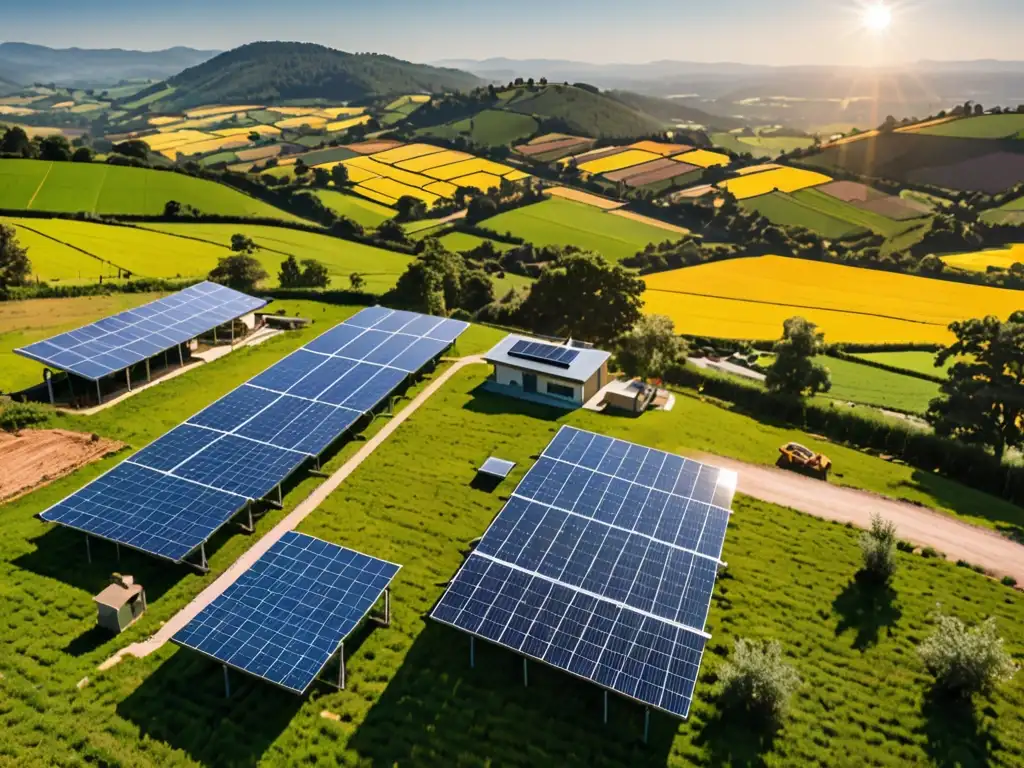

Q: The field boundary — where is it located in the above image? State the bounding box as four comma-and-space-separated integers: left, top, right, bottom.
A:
10, 219, 132, 276
24, 161, 53, 210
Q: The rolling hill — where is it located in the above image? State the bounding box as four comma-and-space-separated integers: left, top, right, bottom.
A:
0, 42, 217, 86
141, 42, 482, 110
604, 90, 744, 131
501, 84, 666, 138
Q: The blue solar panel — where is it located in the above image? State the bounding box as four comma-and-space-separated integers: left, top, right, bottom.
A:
479, 457, 516, 478
15, 282, 267, 380
38, 307, 469, 562
508, 339, 580, 369
431, 426, 735, 719
172, 531, 400, 693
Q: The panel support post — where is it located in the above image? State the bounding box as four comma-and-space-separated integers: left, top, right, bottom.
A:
126, 367, 132, 392
247, 503, 254, 533
603, 690, 608, 724
213, 326, 218, 345
96, 379, 103, 405
45, 370, 54, 405
85, 534, 91, 564
383, 588, 391, 626
277, 484, 283, 506
178, 344, 184, 368
145, 358, 151, 383
230, 321, 235, 348
223, 664, 231, 698
643, 708, 650, 745
115, 543, 120, 562
199, 543, 208, 572
469, 636, 475, 669
338, 642, 346, 690
523, 657, 528, 687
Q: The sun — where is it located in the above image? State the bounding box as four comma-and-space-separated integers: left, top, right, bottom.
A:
863, 3, 892, 31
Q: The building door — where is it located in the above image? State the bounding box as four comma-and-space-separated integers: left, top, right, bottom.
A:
523, 373, 538, 393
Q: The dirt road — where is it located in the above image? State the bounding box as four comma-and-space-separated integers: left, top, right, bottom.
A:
701, 453, 1024, 583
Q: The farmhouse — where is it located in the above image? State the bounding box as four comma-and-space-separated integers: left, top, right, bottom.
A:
482, 334, 610, 408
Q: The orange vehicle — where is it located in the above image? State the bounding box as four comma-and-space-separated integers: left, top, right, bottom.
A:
778, 442, 832, 480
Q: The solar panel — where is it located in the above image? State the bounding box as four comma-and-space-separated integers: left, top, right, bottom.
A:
507, 339, 580, 369
431, 426, 735, 719
172, 531, 400, 693
15, 282, 267, 380
40, 307, 469, 563
479, 457, 516, 479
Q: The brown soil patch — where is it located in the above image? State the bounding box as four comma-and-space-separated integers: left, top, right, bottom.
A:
0, 429, 125, 503
818, 180, 887, 202
545, 186, 625, 209
347, 140, 403, 155
603, 157, 678, 182
560, 145, 627, 166
625, 161, 700, 188
515, 137, 592, 157
608, 210, 690, 234
236, 144, 283, 162
856, 196, 931, 220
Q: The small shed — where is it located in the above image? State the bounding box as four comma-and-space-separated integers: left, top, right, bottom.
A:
603, 378, 658, 414
483, 335, 611, 409
94, 574, 146, 634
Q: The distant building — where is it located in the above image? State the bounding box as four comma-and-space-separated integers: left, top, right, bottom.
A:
483, 334, 611, 409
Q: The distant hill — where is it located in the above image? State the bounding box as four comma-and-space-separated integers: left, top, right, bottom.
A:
0, 43, 218, 86
604, 90, 744, 131
501, 84, 666, 138
148, 42, 482, 110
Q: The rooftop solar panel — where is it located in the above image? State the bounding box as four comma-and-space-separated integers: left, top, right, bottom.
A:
479, 457, 516, 479
508, 339, 580, 369
15, 282, 267, 380
40, 307, 469, 564
431, 426, 735, 719
172, 531, 400, 693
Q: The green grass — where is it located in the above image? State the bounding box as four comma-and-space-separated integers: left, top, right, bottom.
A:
853, 351, 954, 377
439, 231, 515, 253
418, 109, 539, 147
791, 188, 925, 238
980, 195, 1024, 225
712, 132, 815, 158
0, 159, 307, 222
482, 198, 682, 263
121, 86, 176, 109
818, 355, 941, 414
2, 353, 1021, 766
305, 189, 393, 228
741, 192, 867, 239
138, 222, 413, 294
916, 113, 1024, 139
198, 150, 239, 167
0, 293, 165, 392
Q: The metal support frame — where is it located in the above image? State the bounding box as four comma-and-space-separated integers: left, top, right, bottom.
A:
223, 665, 231, 698
116, 543, 121, 561
239, 502, 255, 534
126, 367, 132, 392
178, 344, 184, 368
523, 658, 528, 687
230, 321, 235, 348
187, 542, 210, 574
603, 690, 608, 724
85, 534, 91, 564
145, 358, 151, 383
213, 326, 218, 345
469, 636, 475, 668
338, 642, 346, 690
96, 379, 103, 405
643, 708, 650, 744
383, 588, 391, 626
44, 369, 54, 405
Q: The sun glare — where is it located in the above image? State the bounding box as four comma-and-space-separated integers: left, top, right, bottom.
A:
863, 3, 892, 31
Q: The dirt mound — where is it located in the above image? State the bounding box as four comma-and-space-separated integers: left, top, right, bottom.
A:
0, 429, 124, 503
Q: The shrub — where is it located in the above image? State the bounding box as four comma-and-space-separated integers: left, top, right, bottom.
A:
1001, 575, 1017, 587
0, 399, 50, 431
917, 614, 1017, 696
718, 638, 801, 724
921, 546, 940, 558
859, 513, 898, 583
896, 539, 916, 553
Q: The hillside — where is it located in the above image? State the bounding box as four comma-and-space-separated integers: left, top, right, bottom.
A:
503, 84, 666, 138
604, 90, 744, 131
146, 42, 482, 110
0, 42, 217, 86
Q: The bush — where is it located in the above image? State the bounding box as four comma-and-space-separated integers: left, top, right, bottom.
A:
917, 614, 1017, 696
1001, 575, 1017, 587
896, 539, 916, 553
859, 513, 898, 583
718, 638, 801, 724
921, 546, 940, 558
0, 399, 50, 431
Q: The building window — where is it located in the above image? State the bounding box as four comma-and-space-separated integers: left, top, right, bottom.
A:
547, 382, 575, 399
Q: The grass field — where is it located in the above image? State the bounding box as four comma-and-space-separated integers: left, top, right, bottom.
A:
305, 189, 393, 228
2, 342, 1022, 766
0, 293, 165, 392
438, 231, 514, 253
138, 223, 413, 294
0, 160, 305, 222
853, 351, 953, 378
642, 255, 1024, 344
418, 109, 539, 147
915, 113, 1024, 139
741, 192, 867, 239
819, 355, 941, 414
711, 132, 815, 158
482, 198, 681, 263
790, 188, 924, 238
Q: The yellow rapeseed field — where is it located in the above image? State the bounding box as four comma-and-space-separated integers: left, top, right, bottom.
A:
213, 125, 281, 137
157, 114, 245, 132
336, 164, 380, 183
143, 130, 216, 151
267, 107, 324, 117
360, 177, 439, 206
503, 170, 530, 182
674, 149, 730, 168
641, 255, 1024, 344
275, 116, 328, 130
736, 163, 781, 175
161, 135, 250, 159
545, 186, 624, 209
148, 116, 182, 126
424, 180, 458, 197
396, 149, 473, 172
343, 156, 433, 188
326, 115, 371, 132
450, 172, 504, 192
719, 167, 832, 200
579, 149, 661, 174
423, 157, 516, 181
372, 143, 446, 164
352, 185, 397, 206
941, 244, 1024, 272
186, 105, 263, 118
322, 106, 366, 118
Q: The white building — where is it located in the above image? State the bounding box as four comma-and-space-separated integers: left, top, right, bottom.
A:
483, 334, 611, 409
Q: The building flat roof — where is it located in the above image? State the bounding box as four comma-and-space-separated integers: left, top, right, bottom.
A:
484, 334, 610, 384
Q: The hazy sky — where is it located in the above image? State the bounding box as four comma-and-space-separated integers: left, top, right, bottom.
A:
3, 0, 1023, 65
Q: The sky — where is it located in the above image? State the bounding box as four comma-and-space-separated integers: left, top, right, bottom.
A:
3, 0, 1023, 66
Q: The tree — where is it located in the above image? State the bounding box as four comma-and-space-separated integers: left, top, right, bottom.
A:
71, 146, 94, 163
0, 126, 31, 157
39, 135, 72, 161
461, 270, 495, 312
395, 195, 427, 222
375, 219, 409, 245
209, 254, 268, 292
330, 164, 349, 188
718, 638, 801, 725
112, 139, 149, 160
0, 223, 32, 290
299, 258, 330, 288
294, 159, 309, 177
330, 216, 364, 238
349, 272, 366, 291
230, 234, 257, 255
859, 513, 898, 583
466, 194, 498, 223
312, 167, 331, 187
927, 313, 1024, 461
518, 253, 644, 345
248, 131, 261, 142
278, 255, 302, 287
974, 103, 985, 116
918, 614, 1016, 696
765, 317, 831, 397
615, 315, 688, 380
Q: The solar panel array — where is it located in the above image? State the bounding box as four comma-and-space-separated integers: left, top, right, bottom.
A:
431, 426, 735, 719
508, 339, 580, 369
39, 307, 468, 563
173, 531, 400, 693
15, 281, 267, 380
